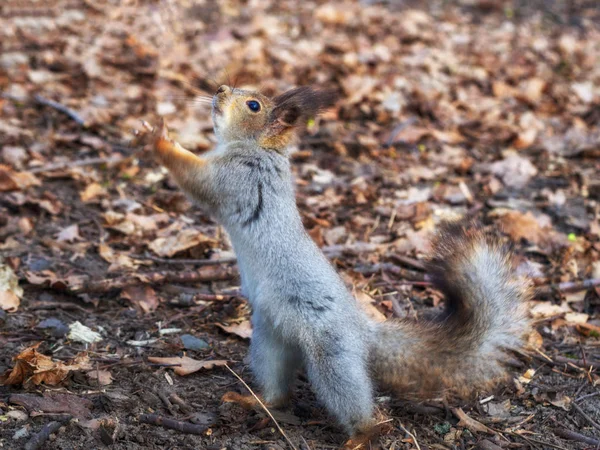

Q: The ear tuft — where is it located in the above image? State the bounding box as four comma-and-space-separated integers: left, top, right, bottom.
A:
259, 87, 337, 151
271, 87, 337, 124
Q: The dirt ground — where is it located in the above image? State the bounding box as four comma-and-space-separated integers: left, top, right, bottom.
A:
1, 0, 600, 449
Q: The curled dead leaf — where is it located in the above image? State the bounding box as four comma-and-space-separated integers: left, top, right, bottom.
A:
147, 356, 228, 376
0, 344, 92, 387
216, 320, 253, 339
149, 228, 217, 257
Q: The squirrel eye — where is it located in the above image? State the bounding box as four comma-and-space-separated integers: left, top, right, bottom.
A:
246, 100, 261, 112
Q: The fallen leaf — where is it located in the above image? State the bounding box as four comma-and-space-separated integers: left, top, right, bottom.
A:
529, 301, 571, 318
0, 165, 40, 191
0, 344, 92, 387
121, 285, 158, 313
0, 263, 23, 312
80, 182, 108, 202
98, 244, 140, 272
68, 321, 103, 344
489, 153, 538, 188
57, 224, 81, 243
86, 369, 113, 386
216, 321, 253, 339
147, 356, 228, 376
355, 291, 386, 323
148, 228, 217, 257
9, 393, 92, 419
496, 211, 546, 245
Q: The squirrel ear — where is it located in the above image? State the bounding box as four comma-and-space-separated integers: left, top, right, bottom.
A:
258, 87, 337, 151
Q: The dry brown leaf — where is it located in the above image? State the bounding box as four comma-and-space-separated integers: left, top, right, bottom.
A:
0, 165, 40, 191
526, 329, 544, 350
86, 369, 113, 386
355, 291, 386, 323
0, 263, 23, 312
98, 244, 140, 272
529, 301, 571, 319
147, 356, 228, 376
0, 344, 92, 387
217, 321, 253, 339
452, 408, 493, 434
9, 392, 93, 420
121, 285, 159, 313
80, 182, 108, 202
575, 322, 600, 338
148, 228, 217, 257
496, 211, 546, 244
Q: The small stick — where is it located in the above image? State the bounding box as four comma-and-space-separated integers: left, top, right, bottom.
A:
571, 402, 600, 432
24, 420, 66, 450
33, 94, 86, 126
139, 414, 209, 435
225, 364, 297, 450
554, 428, 600, 446
389, 254, 427, 271
131, 254, 237, 266
24, 266, 237, 294
27, 155, 127, 174
398, 422, 421, 450
155, 390, 177, 416
553, 355, 600, 371
535, 278, 600, 297
168, 393, 192, 414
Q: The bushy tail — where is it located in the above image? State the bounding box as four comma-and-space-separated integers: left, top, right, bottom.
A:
371, 221, 531, 398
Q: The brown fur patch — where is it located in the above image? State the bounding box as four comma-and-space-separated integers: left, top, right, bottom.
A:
372, 219, 532, 400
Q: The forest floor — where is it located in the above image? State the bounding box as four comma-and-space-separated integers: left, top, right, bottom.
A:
1, 0, 599, 449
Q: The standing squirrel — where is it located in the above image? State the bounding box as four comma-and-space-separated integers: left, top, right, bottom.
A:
147, 85, 531, 436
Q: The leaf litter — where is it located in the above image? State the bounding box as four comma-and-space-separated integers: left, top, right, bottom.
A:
0, 0, 599, 449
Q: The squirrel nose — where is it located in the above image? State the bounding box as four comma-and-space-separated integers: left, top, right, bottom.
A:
216, 85, 230, 95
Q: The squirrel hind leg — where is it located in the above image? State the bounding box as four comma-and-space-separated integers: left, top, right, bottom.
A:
250, 316, 302, 407
304, 340, 374, 435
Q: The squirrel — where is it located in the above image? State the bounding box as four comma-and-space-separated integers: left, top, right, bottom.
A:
147, 84, 532, 436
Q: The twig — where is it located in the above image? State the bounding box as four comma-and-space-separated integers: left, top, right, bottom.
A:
535, 278, 600, 297
571, 402, 600, 432
25, 266, 236, 294
33, 94, 86, 126
354, 263, 428, 282
322, 242, 384, 258
225, 364, 297, 450
139, 414, 209, 435
169, 393, 192, 414
532, 354, 600, 372
554, 428, 600, 446
27, 155, 127, 174
131, 253, 237, 266
398, 422, 421, 450
576, 392, 600, 403
132, 242, 384, 266
389, 254, 426, 271
24, 420, 67, 450
553, 355, 600, 371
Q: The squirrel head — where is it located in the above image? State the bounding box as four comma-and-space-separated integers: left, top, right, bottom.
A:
212, 85, 337, 152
